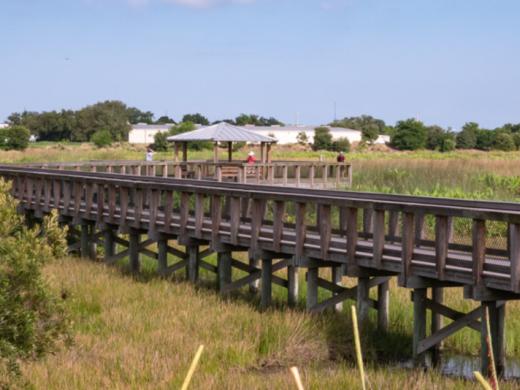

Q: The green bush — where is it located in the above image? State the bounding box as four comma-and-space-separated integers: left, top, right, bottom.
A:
91, 129, 113, 148
0, 180, 69, 385
0, 125, 31, 150
494, 132, 515, 151
312, 127, 333, 151
456, 122, 478, 149
332, 137, 351, 153
152, 131, 169, 152
391, 119, 426, 150
439, 135, 456, 152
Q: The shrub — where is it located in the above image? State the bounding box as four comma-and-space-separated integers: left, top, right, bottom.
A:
0, 125, 31, 150
476, 129, 495, 151
91, 129, 113, 148
312, 127, 333, 151
456, 122, 478, 149
391, 119, 426, 150
494, 132, 515, 151
296, 131, 308, 145
152, 131, 169, 152
0, 180, 69, 384
512, 133, 520, 150
332, 137, 351, 153
439, 135, 456, 152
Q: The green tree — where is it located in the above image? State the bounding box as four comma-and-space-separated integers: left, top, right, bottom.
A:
439, 133, 456, 152
182, 113, 209, 126
512, 133, 520, 150
331, 115, 386, 143
425, 125, 445, 150
296, 131, 308, 145
494, 132, 515, 151
75, 101, 131, 142
0, 125, 31, 150
155, 115, 176, 124
91, 129, 113, 148
152, 132, 169, 152
332, 137, 351, 152
126, 107, 154, 124
475, 129, 495, 151
456, 122, 479, 149
312, 127, 333, 151
391, 119, 427, 150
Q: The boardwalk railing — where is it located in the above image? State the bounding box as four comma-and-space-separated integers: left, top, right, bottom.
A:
0, 165, 516, 377
20, 160, 352, 188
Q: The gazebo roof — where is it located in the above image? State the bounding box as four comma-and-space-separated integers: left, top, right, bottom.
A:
167, 122, 277, 143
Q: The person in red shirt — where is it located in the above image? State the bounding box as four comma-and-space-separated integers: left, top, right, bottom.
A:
336, 151, 345, 163
246, 151, 256, 164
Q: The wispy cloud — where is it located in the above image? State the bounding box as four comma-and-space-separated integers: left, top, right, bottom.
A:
126, 0, 256, 8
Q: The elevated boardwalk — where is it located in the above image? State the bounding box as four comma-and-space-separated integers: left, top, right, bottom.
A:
1, 163, 518, 377
20, 159, 353, 188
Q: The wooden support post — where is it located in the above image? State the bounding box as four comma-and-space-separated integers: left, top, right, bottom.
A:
80, 220, 90, 258
187, 245, 200, 283
157, 235, 168, 277
431, 287, 443, 366
287, 264, 299, 307
129, 228, 140, 274
182, 142, 188, 162
103, 226, 115, 261
306, 267, 318, 310
249, 254, 260, 293
377, 280, 390, 331
413, 288, 428, 367
357, 277, 370, 325
261, 257, 272, 309
332, 266, 343, 312
217, 252, 232, 294
481, 301, 506, 378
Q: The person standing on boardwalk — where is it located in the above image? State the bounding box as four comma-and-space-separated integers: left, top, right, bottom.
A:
145, 147, 154, 162
246, 151, 256, 164
336, 151, 345, 163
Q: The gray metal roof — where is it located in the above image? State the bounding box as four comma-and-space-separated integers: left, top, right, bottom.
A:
167, 122, 277, 143
132, 123, 175, 130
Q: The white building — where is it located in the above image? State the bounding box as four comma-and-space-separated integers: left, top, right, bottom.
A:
245, 125, 389, 145
128, 123, 175, 144
128, 123, 390, 145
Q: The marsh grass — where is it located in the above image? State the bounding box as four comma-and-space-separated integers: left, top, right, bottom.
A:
20, 257, 509, 389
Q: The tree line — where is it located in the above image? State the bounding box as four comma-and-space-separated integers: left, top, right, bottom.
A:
329, 115, 520, 152
4, 101, 285, 145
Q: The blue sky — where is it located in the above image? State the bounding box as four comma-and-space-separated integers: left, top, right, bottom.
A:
1, 0, 519, 129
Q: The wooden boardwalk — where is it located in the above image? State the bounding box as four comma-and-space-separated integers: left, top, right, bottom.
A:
1, 163, 519, 377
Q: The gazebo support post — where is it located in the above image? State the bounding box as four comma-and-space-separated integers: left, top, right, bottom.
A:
213, 142, 219, 163
260, 142, 266, 163
227, 141, 233, 162
182, 142, 188, 162
174, 143, 180, 162
266, 143, 272, 163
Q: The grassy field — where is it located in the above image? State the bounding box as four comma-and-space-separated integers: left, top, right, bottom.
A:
4, 143, 520, 388
19, 257, 495, 389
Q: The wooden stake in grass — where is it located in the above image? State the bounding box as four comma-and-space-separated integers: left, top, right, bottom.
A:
483, 307, 499, 390
181, 345, 204, 390
290, 366, 305, 390
351, 305, 367, 390
474, 371, 493, 390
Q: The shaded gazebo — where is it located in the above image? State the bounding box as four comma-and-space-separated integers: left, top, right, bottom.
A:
167, 122, 277, 163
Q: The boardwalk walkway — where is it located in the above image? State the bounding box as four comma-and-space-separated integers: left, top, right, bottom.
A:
1, 163, 518, 377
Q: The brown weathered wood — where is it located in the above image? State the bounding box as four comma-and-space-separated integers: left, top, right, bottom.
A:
372, 209, 385, 267
318, 204, 332, 259
435, 215, 449, 280
229, 197, 241, 245
272, 200, 285, 252
211, 194, 222, 247
346, 207, 358, 273
401, 212, 416, 283
510, 223, 520, 293
179, 192, 190, 237
194, 193, 204, 238
295, 202, 307, 262
472, 219, 486, 286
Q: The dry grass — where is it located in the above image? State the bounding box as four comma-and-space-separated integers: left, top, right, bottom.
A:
17, 257, 501, 389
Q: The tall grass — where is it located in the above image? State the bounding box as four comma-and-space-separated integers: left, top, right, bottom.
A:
20, 257, 502, 389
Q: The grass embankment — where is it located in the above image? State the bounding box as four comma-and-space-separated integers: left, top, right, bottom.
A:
19, 256, 495, 389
